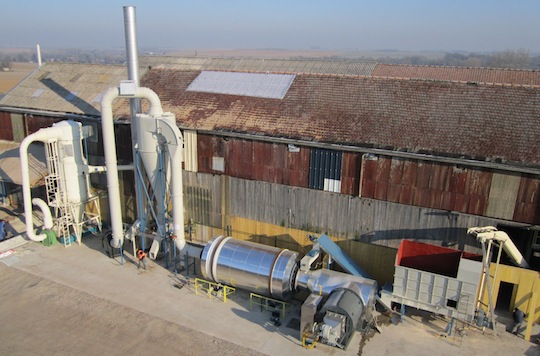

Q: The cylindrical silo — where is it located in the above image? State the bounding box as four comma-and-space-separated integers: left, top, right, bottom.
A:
201, 236, 299, 300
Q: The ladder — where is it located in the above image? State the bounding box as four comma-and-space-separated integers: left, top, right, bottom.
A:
45, 140, 62, 209
44, 140, 74, 247
57, 206, 74, 247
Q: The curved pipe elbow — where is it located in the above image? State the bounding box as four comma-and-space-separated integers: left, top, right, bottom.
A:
20, 128, 62, 242
32, 198, 53, 229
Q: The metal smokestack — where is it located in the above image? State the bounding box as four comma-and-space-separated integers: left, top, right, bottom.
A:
123, 6, 141, 115
36, 44, 42, 67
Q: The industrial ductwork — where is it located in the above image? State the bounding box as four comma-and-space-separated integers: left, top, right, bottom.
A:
20, 121, 92, 241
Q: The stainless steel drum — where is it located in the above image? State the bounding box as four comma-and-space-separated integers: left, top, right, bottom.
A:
201, 236, 299, 300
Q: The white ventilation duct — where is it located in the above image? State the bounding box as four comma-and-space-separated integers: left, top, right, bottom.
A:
20, 121, 87, 241
100, 84, 193, 256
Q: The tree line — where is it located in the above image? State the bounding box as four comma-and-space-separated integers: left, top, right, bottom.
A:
1, 48, 539, 70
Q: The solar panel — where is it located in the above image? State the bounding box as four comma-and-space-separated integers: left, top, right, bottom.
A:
187, 71, 295, 99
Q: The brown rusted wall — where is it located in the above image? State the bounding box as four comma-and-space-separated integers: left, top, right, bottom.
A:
514, 175, 540, 224
341, 152, 360, 195
362, 157, 493, 215
361, 156, 540, 225
198, 134, 310, 188
0, 111, 14, 140
26, 115, 61, 135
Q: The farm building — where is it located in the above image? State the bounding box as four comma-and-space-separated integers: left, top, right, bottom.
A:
0, 57, 539, 285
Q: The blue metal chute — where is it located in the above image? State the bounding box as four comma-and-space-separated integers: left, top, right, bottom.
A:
314, 234, 371, 279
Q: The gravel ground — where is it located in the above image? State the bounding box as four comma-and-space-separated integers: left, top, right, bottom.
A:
0, 263, 263, 356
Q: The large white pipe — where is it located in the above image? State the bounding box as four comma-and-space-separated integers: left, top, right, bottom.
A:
32, 198, 53, 229
100, 86, 164, 248
155, 115, 185, 246
20, 126, 64, 241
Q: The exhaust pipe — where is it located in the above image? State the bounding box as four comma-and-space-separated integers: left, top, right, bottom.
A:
100, 86, 164, 248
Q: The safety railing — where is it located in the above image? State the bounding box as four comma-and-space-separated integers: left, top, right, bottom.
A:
194, 278, 235, 303
249, 292, 290, 319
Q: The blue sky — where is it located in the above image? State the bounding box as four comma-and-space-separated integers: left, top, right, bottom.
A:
1, 1, 539, 53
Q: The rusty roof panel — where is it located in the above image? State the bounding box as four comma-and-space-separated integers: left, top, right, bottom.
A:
3, 60, 539, 167
138, 69, 540, 164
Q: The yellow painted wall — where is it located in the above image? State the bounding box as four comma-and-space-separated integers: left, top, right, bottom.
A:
220, 216, 397, 285
481, 263, 540, 323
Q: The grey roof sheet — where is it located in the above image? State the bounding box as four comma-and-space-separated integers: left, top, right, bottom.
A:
0, 63, 141, 116
141, 56, 377, 76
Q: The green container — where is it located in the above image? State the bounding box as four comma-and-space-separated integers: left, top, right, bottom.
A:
42, 229, 57, 246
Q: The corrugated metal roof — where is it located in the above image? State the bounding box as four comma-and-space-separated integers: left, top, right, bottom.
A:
0, 63, 142, 116
141, 56, 377, 76
187, 71, 295, 99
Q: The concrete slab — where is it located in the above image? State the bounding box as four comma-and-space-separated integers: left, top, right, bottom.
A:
0, 206, 539, 355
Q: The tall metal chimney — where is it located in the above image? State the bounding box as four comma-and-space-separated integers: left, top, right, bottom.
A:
123, 6, 141, 115
36, 44, 42, 67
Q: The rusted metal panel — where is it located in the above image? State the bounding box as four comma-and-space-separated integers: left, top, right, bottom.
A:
399, 185, 414, 205
401, 160, 417, 186
285, 148, 309, 188
415, 162, 432, 189
452, 193, 468, 212
513, 175, 540, 224
467, 195, 487, 216
27, 115, 61, 135
226, 139, 243, 177
413, 188, 431, 207
387, 183, 402, 203
197, 134, 214, 173
342, 152, 359, 195
389, 158, 404, 185
360, 158, 377, 198
440, 191, 455, 211
449, 167, 467, 193
372, 157, 391, 200
0, 111, 14, 140
429, 164, 450, 191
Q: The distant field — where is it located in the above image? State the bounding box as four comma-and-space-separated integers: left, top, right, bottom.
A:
0, 62, 36, 93
164, 48, 446, 60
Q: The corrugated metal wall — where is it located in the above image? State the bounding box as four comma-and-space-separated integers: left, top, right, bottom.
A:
308, 148, 342, 191
197, 133, 310, 187
360, 156, 540, 225
0, 112, 13, 140
184, 171, 503, 253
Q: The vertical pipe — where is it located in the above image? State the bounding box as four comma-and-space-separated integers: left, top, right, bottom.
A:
123, 6, 143, 240
36, 44, 42, 67
123, 6, 141, 115
100, 86, 164, 248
